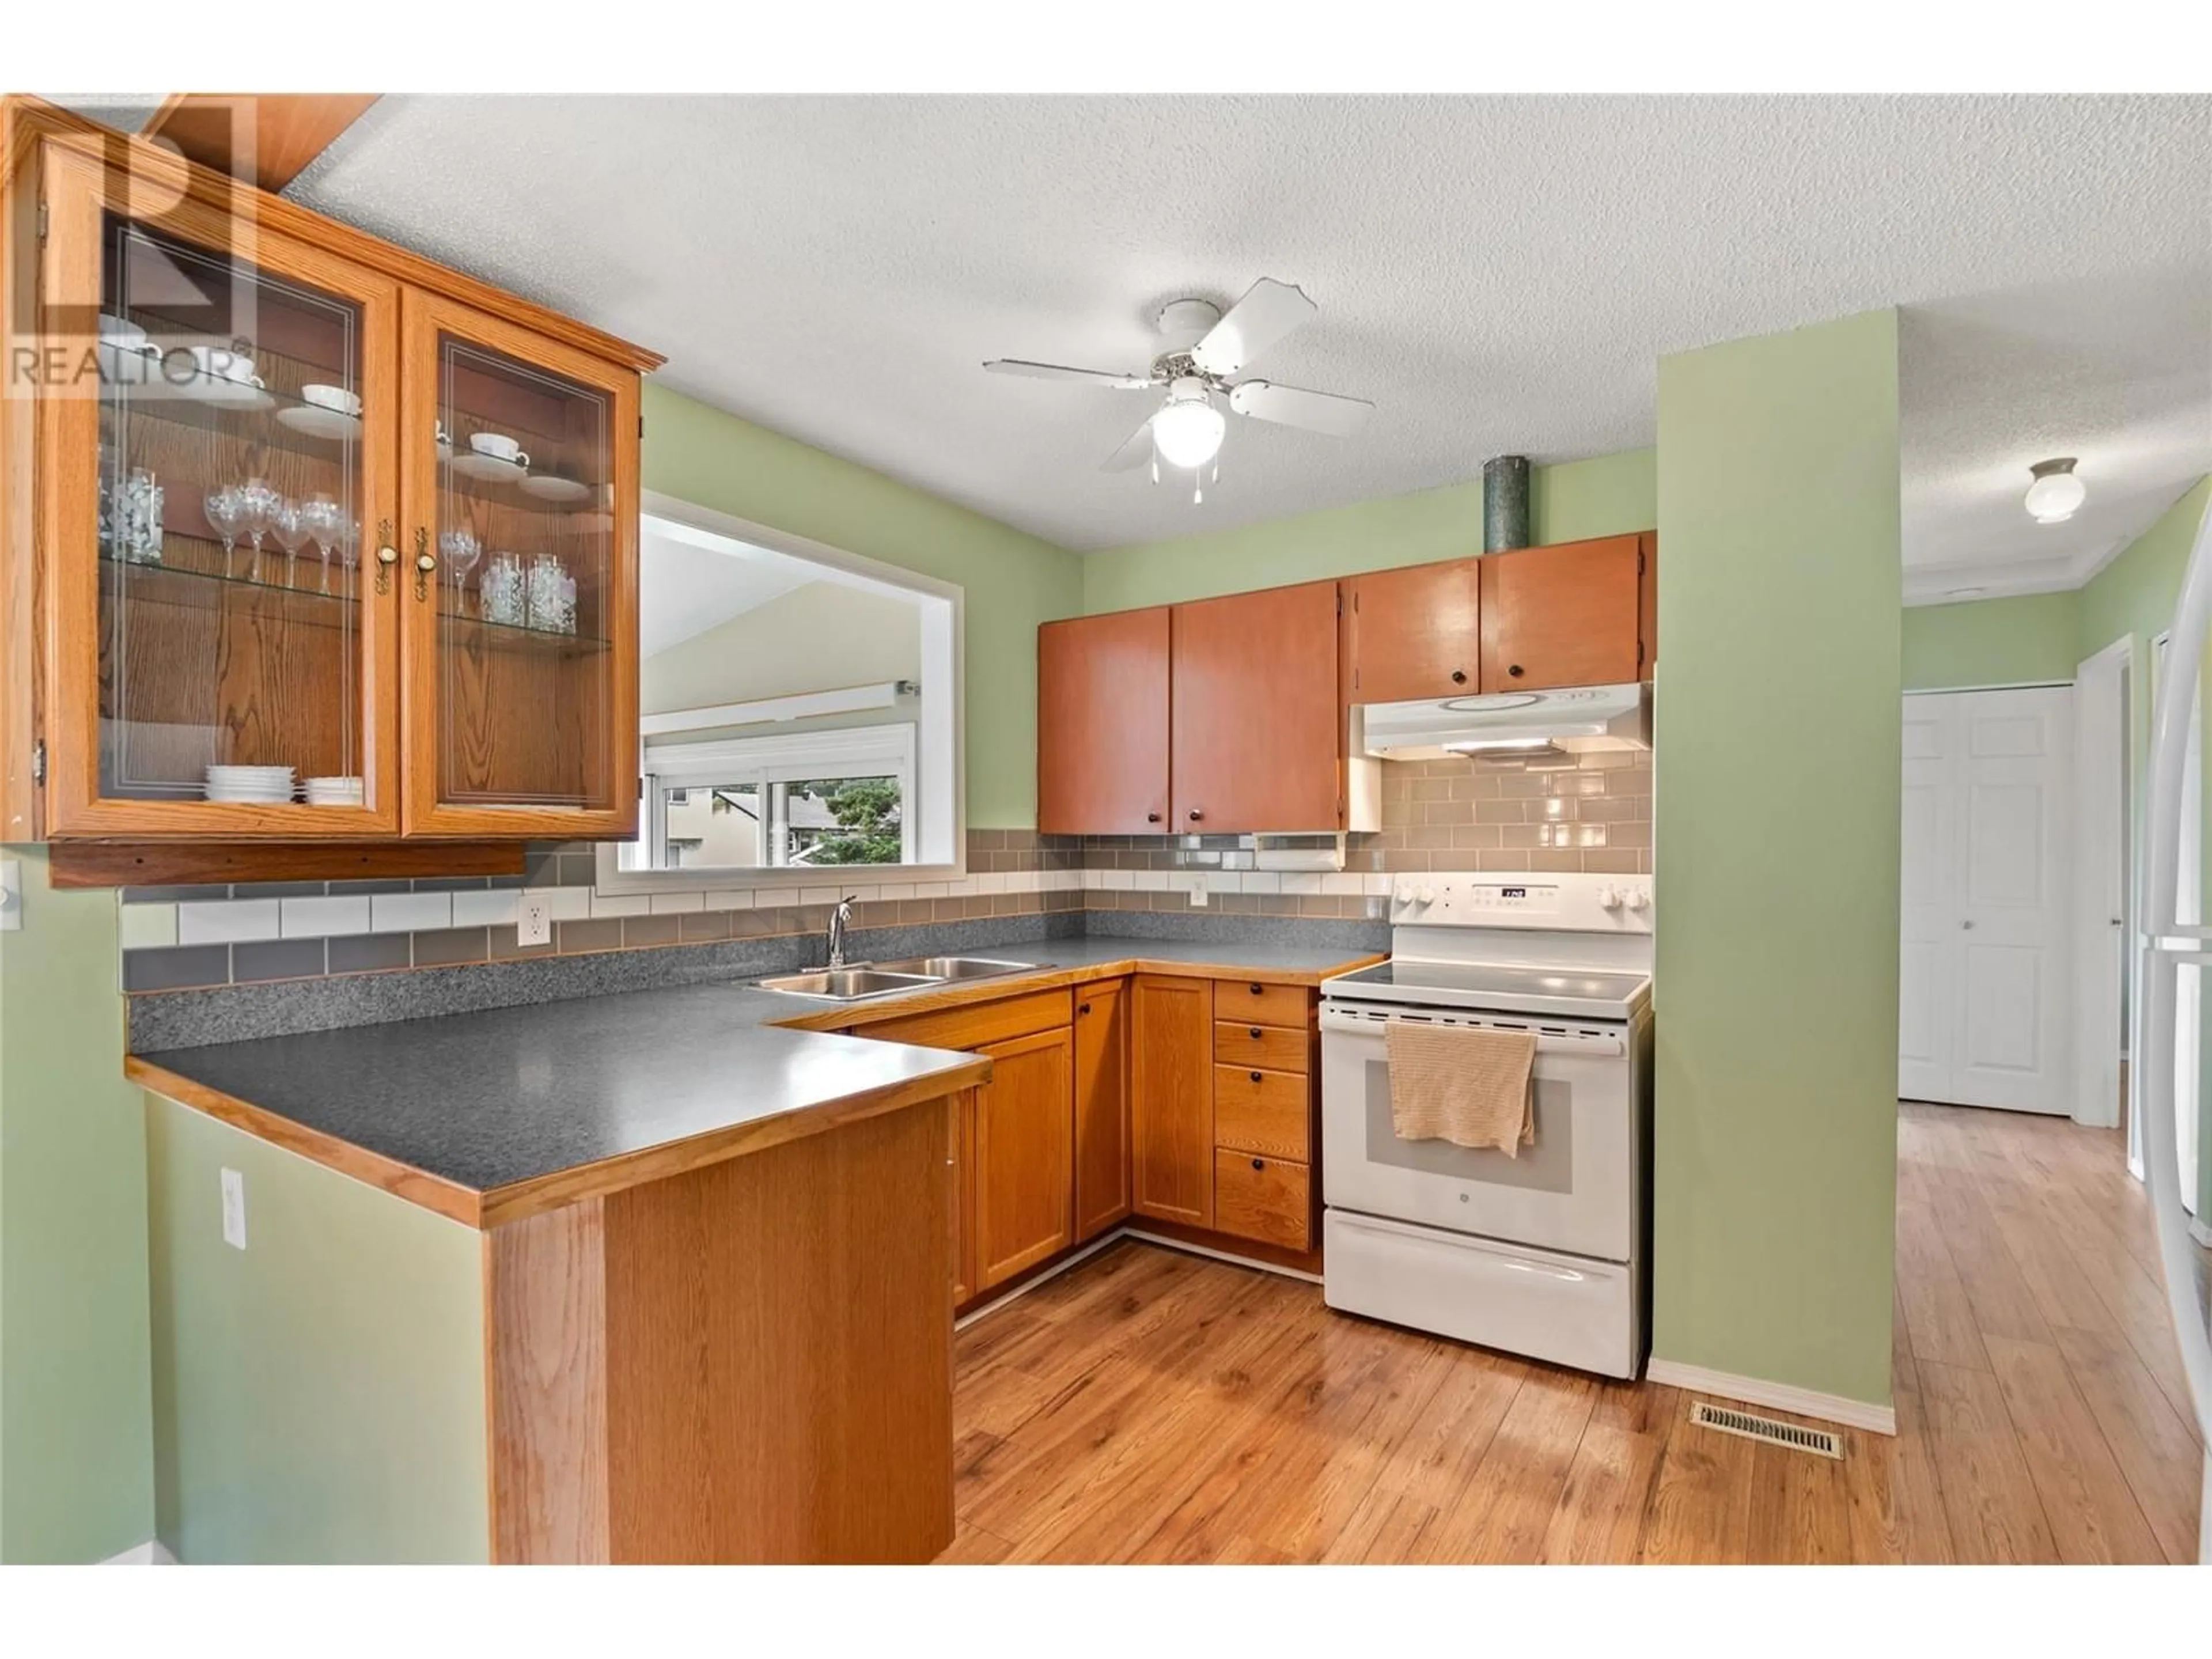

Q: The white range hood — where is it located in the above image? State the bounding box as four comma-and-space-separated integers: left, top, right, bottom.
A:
1353, 683, 1650, 761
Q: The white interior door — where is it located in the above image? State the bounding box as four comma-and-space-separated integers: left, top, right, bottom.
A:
1899, 688, 2075, 1113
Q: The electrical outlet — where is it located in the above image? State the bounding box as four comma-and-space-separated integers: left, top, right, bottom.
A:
1188, 877, 1209, 908
220, 1167, 247, 1251
516, 895, 552, 948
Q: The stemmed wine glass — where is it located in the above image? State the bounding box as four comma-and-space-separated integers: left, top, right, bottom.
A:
298, 494, 344, 594
236, 477, 281, 584
203, 487, 246, 577
440, 529, 482, 618
270, 500, 311, 589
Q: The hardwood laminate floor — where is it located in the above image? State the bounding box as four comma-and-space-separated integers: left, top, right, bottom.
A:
941, 1102, 2207, 1564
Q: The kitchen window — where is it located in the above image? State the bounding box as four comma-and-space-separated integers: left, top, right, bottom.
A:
635, 724, 916, 870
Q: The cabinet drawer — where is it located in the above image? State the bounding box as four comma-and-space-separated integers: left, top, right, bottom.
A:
1216, 979, 1309, 1029
1214, 1020, 1309, 1074
1213, 1151, 1310, 1251
864, 988, 1074, 1052
1213, 1066, 1310, 1161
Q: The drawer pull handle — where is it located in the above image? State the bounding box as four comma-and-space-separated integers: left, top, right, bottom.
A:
1251, 1157, 1264, 1171
1248, 1026, 1261, 1039
1249, 1070, 1262, 1082
1249, 983, 1263, 995
1079, 1002, 1091, 1015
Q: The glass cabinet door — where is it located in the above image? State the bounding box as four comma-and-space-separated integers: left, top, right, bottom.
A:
38, 149, 400, 835
400, 291, 638, 836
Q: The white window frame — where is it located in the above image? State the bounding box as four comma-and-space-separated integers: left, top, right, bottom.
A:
594, 492, 965, 895
636, 724, 916, 872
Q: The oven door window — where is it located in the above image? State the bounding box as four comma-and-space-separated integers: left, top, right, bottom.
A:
1362, 1058, 1577, 1194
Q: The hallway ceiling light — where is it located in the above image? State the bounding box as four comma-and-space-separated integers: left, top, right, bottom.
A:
2024, 457, 2086, 524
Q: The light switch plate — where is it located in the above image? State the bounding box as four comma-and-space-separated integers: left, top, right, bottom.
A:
0, 857, 19, 931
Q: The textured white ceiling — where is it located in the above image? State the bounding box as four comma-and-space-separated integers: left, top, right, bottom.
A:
290, 94, 2212, 563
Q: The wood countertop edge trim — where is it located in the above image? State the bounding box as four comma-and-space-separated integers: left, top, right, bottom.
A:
127, 1055, 485, 1226
7, 97, 664, 373
772, 953, 1385, 1035
127, 1050, 990, 1232
472, 1056, 990, 1228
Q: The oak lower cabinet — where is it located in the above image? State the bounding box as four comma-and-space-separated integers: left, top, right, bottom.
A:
950, 1089, 977, 1308
1207, 980, 1316, 1251
1037, 609, 1172, 834
1071, 978, 1131, 1241
2, 101, 657, 845
1129, 974, 1217, 1228
972, 1027, 1076, 1289
1479, 532, 1651, 693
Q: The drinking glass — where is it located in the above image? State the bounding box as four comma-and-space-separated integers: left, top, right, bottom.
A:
298, 494, 343, 594
122, 468, 164, 565
203, 486, 246, 575
270, 499, 310, 587
236, 477, 281, 584
440, 529, 482, 617
480, 552, 526, 627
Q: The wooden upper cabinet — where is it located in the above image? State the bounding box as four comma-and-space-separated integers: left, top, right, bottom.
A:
1071, 978, 1131, 1243
32, 145, 404, 840
399, 289, 639, 838
1037, 608, 1170, 835
1171, 581, 1342, 832
1130, 974, 1215, 1229
1344, 558, 1481, 704
3, 109, 658, 844
1479, 533, 1647, 693
972, 1025, 1075, 1291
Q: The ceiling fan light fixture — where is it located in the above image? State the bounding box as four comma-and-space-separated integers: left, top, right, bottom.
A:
1151, 378, 1225, 469
2024, 457, 2085, 524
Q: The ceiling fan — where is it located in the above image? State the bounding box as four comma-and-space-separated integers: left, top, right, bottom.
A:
983, 278, 1374, 503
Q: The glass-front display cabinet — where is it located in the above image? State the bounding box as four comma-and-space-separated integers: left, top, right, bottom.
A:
10, 125, 654, 842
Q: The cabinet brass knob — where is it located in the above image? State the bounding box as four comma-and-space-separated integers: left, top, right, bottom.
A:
375, 520, 398, 593
412, 528, 436, 601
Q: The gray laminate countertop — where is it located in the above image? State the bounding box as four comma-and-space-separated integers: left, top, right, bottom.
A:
128, 931, 1378, 1228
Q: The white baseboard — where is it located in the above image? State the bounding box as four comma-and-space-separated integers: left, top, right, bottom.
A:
951, 1233, 1126, 1332
100, 1540, 176, 1565
954, 1225, 1320, 1333
1646, 1358, 1897, 1437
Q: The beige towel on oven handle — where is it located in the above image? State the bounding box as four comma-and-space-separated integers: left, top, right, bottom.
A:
1383, 1019, 1537, 1157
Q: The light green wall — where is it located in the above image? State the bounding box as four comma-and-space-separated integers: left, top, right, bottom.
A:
1080, 448, 1656, 612
2075, 477, 2212, 1216
0, 847, 153, 1563
1902, 590, 2082, 690
145, 1097, 487, 1563
1652, 310, 1902, 1408
641, 382, 1084, 828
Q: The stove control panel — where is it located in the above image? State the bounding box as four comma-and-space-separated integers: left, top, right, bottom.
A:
1391, 872, 1652, 931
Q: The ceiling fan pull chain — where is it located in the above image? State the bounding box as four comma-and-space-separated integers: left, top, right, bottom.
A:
1194, 475, 1203, 505
1150, 440, 1160, 487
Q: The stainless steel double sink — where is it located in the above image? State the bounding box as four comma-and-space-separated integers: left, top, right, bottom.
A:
756, 955, 1039, 1002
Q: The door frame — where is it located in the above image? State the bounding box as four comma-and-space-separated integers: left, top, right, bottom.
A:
2073, 636, 2133, 1131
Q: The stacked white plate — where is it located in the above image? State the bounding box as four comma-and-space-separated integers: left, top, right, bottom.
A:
304, 775, 364, 808
204, 764, 296, 804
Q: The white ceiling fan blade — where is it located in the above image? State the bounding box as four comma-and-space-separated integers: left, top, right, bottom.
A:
984, 358, 1154, 389
1228, 379, 1373, 438
1101, 414, 1157, 472
1190, 278, 1317, 377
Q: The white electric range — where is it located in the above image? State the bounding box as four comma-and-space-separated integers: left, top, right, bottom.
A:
1319, 870, 1653, 1378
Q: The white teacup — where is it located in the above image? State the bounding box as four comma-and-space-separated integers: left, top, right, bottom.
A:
301, 383, 361, 418
469, 431, 529, 468
186, 343, 259, 385
97, 313, 150, 353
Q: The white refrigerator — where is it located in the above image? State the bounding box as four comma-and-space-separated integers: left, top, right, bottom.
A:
2138, 498, 2212, 1564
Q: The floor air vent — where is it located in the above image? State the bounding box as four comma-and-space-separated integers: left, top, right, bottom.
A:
1689, 1402, 1843, 1459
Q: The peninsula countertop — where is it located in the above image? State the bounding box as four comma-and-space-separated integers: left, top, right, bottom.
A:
127, 933, 1381, 1229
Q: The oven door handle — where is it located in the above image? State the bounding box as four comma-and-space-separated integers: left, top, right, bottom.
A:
1319, 1009, 1625, 1057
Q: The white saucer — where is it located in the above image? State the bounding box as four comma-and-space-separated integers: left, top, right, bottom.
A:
276, 405, 361, 441
174, 368, 275, 410
449, 452, 529, 483
518, 474, 592, 504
